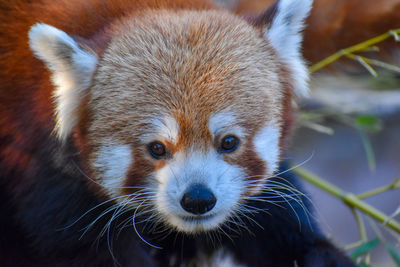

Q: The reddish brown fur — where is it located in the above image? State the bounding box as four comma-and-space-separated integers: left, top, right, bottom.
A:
227, 134, 267, 181
124, 148, 157, 195
77, 9, 286, 193
278, 66, 295, 152
0, 0, 214, 179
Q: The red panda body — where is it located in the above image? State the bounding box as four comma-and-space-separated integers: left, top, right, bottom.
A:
0, 0, 355, 266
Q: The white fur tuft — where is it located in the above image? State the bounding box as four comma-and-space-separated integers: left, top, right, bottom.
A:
254, 125, 280, 174
94, 143, 133, 197
208, 112, 247, 139
29, 23, 98, 141
266, 0, 313, 97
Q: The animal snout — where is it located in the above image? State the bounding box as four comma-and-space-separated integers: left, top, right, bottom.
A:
180, 184, 216, 215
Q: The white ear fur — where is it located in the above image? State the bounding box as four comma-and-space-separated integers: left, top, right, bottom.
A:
266, 0, 313, 97
29, 23, 98, 141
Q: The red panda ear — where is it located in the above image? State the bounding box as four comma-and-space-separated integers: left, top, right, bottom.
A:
29, 23, 98, 141
247, 0, 313, 98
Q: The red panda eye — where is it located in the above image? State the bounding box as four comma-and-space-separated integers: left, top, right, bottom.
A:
148, 141, 166, 159
220, 136, 239, 153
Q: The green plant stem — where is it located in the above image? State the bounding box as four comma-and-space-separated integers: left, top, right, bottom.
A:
292, 167, 400, 233
358, 177, 400, 199
352, 209, 368, 241
351, 209, 370, 264
309, 29, 400, 73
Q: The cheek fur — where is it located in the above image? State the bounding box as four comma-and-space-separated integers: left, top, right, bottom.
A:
93, 143, 133, 197
254, 125, 280, 174
224, 125, 281, 193
123, 148, 156, 195
226, 141, 266, 182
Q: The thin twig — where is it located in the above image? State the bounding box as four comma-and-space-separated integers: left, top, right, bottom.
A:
292, 167, 400, 233
309, 29, 400, 73
351, 209, 370, 264
358, 177, 400, 199
345, 53, 400, 75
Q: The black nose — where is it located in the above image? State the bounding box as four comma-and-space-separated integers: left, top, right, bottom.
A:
180, 184, 216, 215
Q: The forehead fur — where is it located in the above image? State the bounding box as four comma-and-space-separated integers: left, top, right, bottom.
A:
87, 10, 284, 146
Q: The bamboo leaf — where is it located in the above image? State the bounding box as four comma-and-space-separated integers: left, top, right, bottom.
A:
358, 130, 376, 171
385, 243, 400, 266
350, 239, 380, 260
356, 115, 381, 132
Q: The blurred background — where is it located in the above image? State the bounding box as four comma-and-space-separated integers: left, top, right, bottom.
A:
216, 0, 400, 266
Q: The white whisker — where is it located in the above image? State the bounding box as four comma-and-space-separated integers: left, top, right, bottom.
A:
133, 200, 163, 249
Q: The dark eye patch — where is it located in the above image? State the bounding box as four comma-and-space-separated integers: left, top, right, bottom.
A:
148, 141, 167, 159
220, 135, 239, 153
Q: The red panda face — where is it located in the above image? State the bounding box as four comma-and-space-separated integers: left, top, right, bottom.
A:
83, 11, 285, 232
29, 0, 312, 233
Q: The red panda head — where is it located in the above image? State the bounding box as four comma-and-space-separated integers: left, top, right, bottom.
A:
29, 0, 312, 233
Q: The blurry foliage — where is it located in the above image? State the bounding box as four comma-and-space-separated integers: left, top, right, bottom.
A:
369, 72, 400, 90
296, 29, 400, 266
355, 115, 382, 133
350, 238, 380, 261
355, 115, 382, 170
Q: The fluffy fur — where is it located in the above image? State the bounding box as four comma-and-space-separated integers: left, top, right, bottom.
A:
265, 0, 312, 97
29, 23, 98, 140
0, 0, 355, 266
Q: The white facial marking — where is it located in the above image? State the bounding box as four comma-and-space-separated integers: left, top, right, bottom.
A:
29, 23, 98, 141
266, 0, 313, 97
209, 112, 246, 138
254, 125, 280, 175
94, 144, 133, 197
140, 116, 180, 144
154, 150, 245, 233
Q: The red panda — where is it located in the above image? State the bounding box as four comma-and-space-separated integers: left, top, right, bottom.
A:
0, 0, 355, 266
